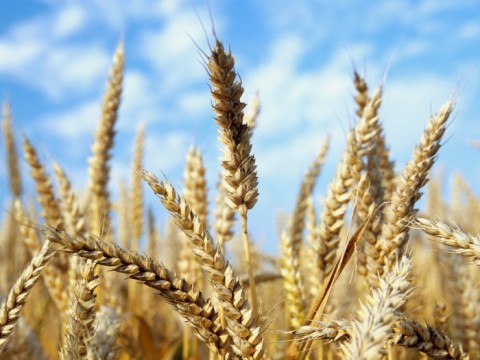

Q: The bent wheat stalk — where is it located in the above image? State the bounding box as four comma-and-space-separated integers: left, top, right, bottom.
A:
42, 226, 230, 357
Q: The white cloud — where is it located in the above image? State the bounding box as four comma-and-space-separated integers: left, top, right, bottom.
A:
40, 44, 111, 100
0, 5, 110, 100
176, 90, 210, 118
138, 10, 217, 91
36, 99, 100, 153
52, 4, 88, 39
244, 36, 374, 141
458, 22, 480, 39
144, 131, 190, 176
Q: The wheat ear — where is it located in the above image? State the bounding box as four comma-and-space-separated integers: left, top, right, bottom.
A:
374, 99, 453, 282
60, 259, 99, 360
315, 130, 361, 283
42, 226, 230, 357
391, 316, 469, 359
352, 86, 385, 277
0, 240, 54, 353
340, 256, 412, 360
208, 38, 260, 319
23, 137, 64, 231
141, 170, 264, 359
280, 230, 305, 329
88, 41, 124, 240
415, 217, 480, 264
89, 306, 121, 360
293, 319, 350, 343
2, 101, 22, 198
22, 139, 70, 312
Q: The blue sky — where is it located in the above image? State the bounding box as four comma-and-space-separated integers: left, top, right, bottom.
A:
1, 0, 480, 252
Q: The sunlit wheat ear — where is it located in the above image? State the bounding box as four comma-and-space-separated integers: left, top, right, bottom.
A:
60, 259, 99, 360
87, 41, 124, 240
293, 318, 351, 343
2, 101, 22, 198
280, 230, 305, 330
352, 73, 394, 204
42, 226, 231, 357
415, 217, 480, 264
141, 170, 264, 359
0, 240, 54, 353
183, 145, 209, 224
315, 129, 361, 286
208, 37, 260, 321
352, 85, 385, 276
179, 145, 208, 287
23, 136, 64, 232
374, 99, 454, 284
390, 316, 469, 359
88, 306, 121, 360
414, 217, 480, 353
340, 256, 412, 360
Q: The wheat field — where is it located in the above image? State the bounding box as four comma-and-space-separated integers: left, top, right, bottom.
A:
0, 32, 477, 360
